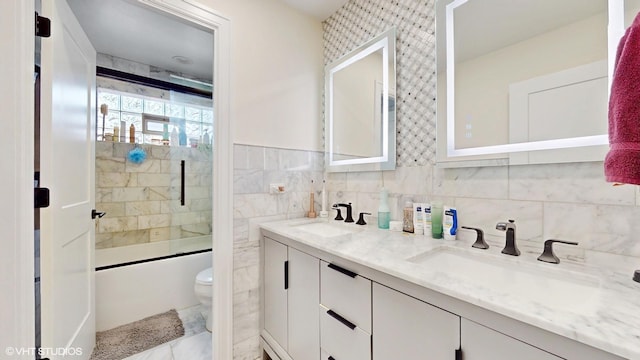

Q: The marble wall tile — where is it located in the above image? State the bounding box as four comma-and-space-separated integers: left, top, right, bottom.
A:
591, 204, 640, 257
95, 142, 113, 158
138, 214, 171, 229
383, 166, 432, 196
233, 336, 261, 360
264, 147, 280, 170
543, 203, 597, 249
233, 311, 260, 349
345, 171, 384, 193
97, 172, 137, 188
247, 146, 266, 170
280, 148, 315, 171
509, 162, 635, 205
234, 264, 260, 294
96, 158, 126, 173
125, 159, 161, 173
97, 217, 138, 233
234, 194, 279, 219
432, 165, 509, 199
112, 187, 150, 202
234, 169, 265, 194
95, 202, 126, 217
125, 201, 161, 216
454, 198, 543, 241
137, 173, 171, 187
234, 289, 260, 319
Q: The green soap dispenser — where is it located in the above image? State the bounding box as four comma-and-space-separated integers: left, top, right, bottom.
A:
378, 187, 390, 229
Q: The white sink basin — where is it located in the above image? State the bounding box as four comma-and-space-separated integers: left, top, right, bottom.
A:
407, 247, 601, 314
293, 222, 362, 237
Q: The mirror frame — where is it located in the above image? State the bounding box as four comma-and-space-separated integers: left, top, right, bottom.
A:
325, 28, 396, 172
439, 0, 623, 161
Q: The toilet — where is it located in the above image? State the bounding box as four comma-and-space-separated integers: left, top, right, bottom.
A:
194, 267, 213, 331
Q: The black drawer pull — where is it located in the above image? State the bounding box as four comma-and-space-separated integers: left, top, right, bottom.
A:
284, 261, 289, 290
327, 309, 356, 330
328, 357, 335, 360
327, 263, 357, 278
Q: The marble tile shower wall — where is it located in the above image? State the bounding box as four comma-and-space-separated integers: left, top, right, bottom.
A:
232, 144, 323, 360
95, 142, 212, 248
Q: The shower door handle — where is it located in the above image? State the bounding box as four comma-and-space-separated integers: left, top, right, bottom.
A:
91, 209, 106, 219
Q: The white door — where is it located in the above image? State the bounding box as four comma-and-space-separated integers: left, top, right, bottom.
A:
40, 0, 96, 358
461, 319, 562, 360
288, 248, 320, 360
373, 283, 460, 360
263, 237, 289, 351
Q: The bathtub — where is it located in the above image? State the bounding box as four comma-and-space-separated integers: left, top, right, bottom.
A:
95, 236, 212, 331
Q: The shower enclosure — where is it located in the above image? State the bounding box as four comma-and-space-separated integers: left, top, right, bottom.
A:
94, 72, 213, 268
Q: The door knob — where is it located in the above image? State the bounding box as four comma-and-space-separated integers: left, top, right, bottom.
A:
91, 209, 106, 219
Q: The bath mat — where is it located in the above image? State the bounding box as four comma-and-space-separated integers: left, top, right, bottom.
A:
90, 309, 185, 360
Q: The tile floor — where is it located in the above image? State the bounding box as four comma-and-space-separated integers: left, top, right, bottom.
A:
123, 305, 212, 360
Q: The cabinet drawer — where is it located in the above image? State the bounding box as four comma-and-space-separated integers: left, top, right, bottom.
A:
320, 304, 371, 360
320, 261, 371, 332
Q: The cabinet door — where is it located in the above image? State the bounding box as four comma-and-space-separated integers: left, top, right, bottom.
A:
373, 283, 460, 360
264, 238, 288, 350
288, 248, 320, 360
461, 319, 562, 360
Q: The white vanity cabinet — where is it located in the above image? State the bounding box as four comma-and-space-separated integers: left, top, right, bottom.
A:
372, 283, 460, 360
319, 261, 372, 360
263, 237, 320, 360
261, 230, 627, 360
460, 319, 562, 360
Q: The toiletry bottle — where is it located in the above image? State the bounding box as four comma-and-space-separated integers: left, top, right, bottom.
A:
443, 206, 458, 241
378, 188, 390, 229
202, 129, 210, 145
113, 126, 120, 142
170, 126, 179, 146
423, 204, 432, 236
403, 201, 414, 233
129, 124, 135, 143
179, 120, 187, 146
413, 203, 424, 235
163, 124, 170, 141
431, 201, 443, 239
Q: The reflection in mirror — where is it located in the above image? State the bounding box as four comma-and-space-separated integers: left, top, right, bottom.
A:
326, 28, 396, 172
436, 0, 626, 166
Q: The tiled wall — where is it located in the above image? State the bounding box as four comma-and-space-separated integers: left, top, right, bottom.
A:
323, 0, 640, 275
95, 142, 212, 249
324, 0, 436, 166
232, 144, 323, 360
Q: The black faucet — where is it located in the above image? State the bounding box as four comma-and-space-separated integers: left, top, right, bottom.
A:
537, 239, 578, 264
332, 203, 354, 223
496, 220, 520, 256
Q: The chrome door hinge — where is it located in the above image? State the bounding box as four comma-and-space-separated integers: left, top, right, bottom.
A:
35, 12, 51, 38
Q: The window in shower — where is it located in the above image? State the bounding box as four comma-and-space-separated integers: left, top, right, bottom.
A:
94, 72, 213, 268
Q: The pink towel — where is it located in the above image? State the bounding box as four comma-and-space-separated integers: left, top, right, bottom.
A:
604, 12, 640, 185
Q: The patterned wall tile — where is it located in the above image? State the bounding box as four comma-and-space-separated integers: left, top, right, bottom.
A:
324, 0, 437, 166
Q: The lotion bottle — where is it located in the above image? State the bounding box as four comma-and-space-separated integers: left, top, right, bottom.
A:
377, 188, 390, 229
403, 201, 414, 233
431, 200, 443, 239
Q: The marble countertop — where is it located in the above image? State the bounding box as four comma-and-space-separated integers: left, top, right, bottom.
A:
260, 218, 640, 360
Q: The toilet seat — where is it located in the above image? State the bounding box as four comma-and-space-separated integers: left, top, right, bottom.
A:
196, 267, 212, 285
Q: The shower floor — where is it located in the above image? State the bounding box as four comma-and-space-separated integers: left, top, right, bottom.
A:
122, 304, 210, 360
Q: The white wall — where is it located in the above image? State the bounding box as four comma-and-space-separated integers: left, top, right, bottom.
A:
202, 0, 324, 152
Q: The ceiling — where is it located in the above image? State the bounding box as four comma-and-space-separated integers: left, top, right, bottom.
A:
280, 0, 349, 21
67, 0, 214, 81
66, 0, 348, 82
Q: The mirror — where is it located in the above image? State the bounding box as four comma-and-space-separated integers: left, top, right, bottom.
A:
436, 0, 627, 166
326, 28, 396, 172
